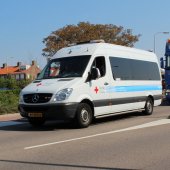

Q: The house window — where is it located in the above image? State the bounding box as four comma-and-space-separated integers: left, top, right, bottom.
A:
11, 75, 15, 79
16, 74, 20, 80
20, 74, 25, 80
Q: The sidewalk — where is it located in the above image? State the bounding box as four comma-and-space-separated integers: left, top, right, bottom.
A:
0, 113, 22, 122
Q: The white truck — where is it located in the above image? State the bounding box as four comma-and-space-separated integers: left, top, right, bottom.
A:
19, 40, 162, 128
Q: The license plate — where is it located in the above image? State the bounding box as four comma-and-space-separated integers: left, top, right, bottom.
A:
28, 113, 43, 118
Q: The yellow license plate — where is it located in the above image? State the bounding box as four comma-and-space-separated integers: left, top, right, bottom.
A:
28, 113, 43, 118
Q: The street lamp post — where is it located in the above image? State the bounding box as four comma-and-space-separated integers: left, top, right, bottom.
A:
154, 32, 169, 53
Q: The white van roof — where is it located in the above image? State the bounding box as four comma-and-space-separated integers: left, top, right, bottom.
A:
53, 41, 158, 62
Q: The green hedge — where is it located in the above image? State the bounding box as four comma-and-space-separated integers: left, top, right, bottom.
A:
0, 90, 20, 114
0, 78, 31, 89
0, 78, 31, 115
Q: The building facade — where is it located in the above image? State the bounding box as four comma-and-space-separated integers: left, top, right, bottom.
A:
0, 61, 41, 80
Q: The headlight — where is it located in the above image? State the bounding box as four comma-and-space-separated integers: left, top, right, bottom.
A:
54, 88, 73, 101
19, 92, 24, 103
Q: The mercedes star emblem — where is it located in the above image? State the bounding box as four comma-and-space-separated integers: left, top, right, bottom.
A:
32, 94, 39, 103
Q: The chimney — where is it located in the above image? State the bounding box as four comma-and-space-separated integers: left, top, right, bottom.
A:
17, 62, 22, 67
32, 60, 36, 66
3, 63, 7, 68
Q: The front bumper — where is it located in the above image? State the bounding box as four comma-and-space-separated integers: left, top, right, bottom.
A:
18, 102, 78, 120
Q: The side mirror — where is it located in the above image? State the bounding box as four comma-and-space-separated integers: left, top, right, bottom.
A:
160, 57, 164, 68
91, 67, 101, 80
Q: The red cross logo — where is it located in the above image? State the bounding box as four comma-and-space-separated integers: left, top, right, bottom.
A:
36, 83, 42, 87
94, 86, 99, 94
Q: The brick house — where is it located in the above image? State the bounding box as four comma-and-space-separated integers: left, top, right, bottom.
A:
0, 61, 41, 80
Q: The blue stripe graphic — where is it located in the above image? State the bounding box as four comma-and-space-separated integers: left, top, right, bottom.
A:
106, 85, 162, 93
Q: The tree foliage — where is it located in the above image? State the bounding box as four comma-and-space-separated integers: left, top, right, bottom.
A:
42, 22, 140, 57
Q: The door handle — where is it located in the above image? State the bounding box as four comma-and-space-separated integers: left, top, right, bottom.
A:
104, 82, 109, 85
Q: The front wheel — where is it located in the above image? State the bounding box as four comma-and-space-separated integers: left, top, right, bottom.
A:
75, 103, 93, 128
143, 97, 153, 115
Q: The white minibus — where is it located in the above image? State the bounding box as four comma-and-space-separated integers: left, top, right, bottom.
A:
19, 40, 162, 128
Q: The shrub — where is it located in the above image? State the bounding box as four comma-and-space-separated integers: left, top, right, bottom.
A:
0, 90, 20, 114
0, 78, 31, 114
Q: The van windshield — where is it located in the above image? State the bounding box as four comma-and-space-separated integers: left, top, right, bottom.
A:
37, 55, 91, 79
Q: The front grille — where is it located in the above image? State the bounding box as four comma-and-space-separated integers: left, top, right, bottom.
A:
23, 93, 53, 103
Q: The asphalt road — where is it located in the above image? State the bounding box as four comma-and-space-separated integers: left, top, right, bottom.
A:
0, 104, 170, 170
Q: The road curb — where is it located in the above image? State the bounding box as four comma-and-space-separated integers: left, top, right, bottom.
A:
0, 113, 22, 122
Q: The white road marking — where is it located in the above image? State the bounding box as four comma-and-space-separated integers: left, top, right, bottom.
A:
25, 119, 170, 150
0, 121, 24, 127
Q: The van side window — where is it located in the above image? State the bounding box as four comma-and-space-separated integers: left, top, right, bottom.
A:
109, 57, 161, 80
109, 57, 132, 80
91, 56, 106, 77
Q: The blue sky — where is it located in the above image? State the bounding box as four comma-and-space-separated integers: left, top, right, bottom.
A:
0, 0, 170, 68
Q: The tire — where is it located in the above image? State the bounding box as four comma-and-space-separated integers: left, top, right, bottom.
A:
75, 103, 93, 128
143, 97, 153, 115
28, 117, 45, 127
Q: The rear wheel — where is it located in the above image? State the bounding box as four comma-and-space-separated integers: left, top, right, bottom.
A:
28, 117, 46, 127
75, 103, 93, 128
143, 97, 153, 115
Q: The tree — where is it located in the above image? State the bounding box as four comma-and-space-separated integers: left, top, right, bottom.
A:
42, 22, 140, 57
